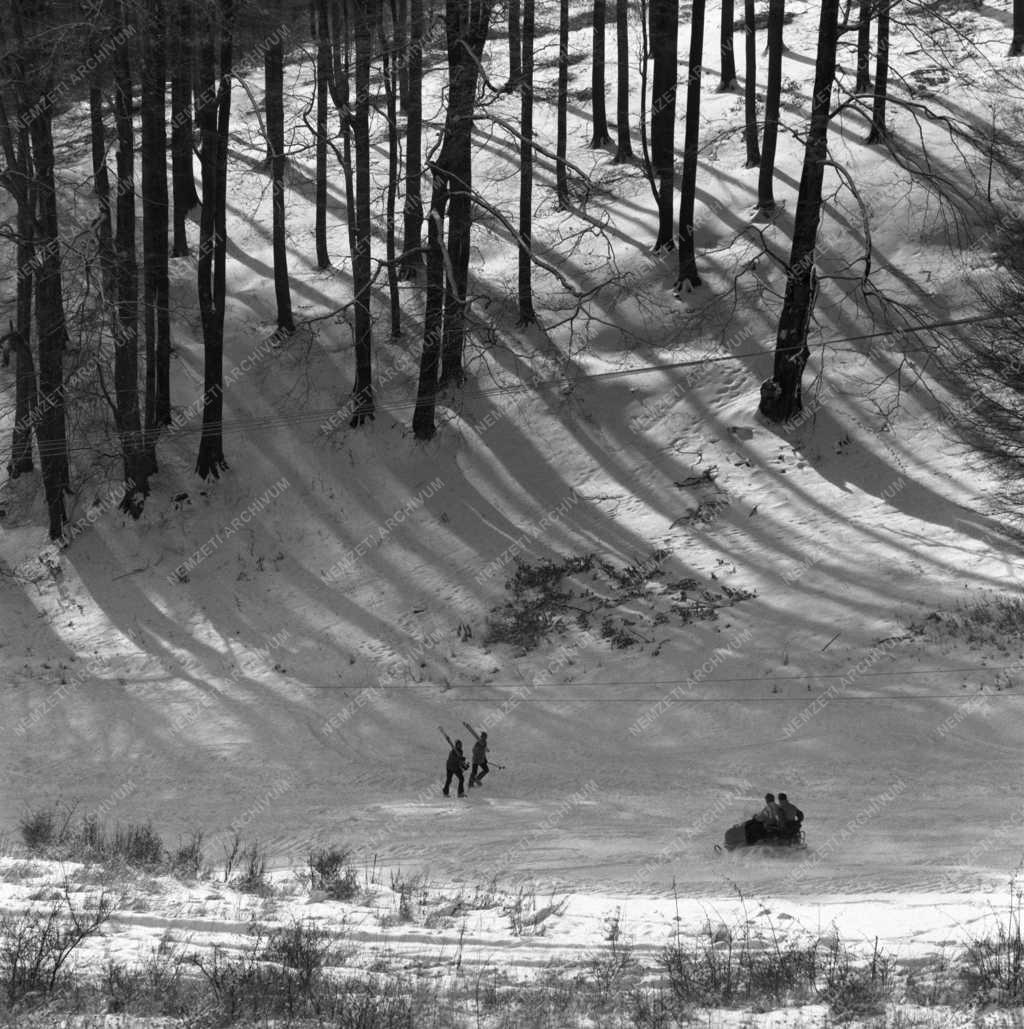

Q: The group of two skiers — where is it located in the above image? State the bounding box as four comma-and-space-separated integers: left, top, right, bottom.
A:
441, 722, 489, 797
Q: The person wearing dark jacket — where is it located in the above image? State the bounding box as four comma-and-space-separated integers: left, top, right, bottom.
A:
746, 792, 782, 843
443, 740, 468, 797
776, 793, 804, 835
463, 722, 489, 787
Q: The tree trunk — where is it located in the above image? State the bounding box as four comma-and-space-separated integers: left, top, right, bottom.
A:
0, 53, 38, 477
591, 0, 611, 145
384, 1, 401, 339
266, 0, 294, 334
756, 0, 783, 215
613, 0, 633, 161
855, 0, 871, 93
508, 0, 521, 88
10, 157, 37, 478
315, 0, 330, 268
1011, 0, 1024, 56
88, 84, 116, 300
758, 0, 840, 423
556, 0, 570, 207
518, 0, 536, 326
650, 0, 678, 250
141, 0, 171, 444
865, 0, 888, 144
743, 0, 760, 167
676, 0, 705, 290
401, 0, 424, 278
194, 0, 232, 479
113, 44, 149, 516
171, 0, 199, 257
412, 0, 494, 439
393, 0, 410, 109
30, 106, 70, 539
718, 0, 737, 91
350, 0, 374, 425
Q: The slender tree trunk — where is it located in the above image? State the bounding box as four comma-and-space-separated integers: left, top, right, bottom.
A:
591, 0, 611, 145
613, 0, 633, 161
556, 0, 570, 207
757, 0, 783, 215
855, 0, 872, 92
384, 2, 401, 339
518, 0, 536, 325
30, 106, 70, 539
508, 0, 521, 87
113, 44, 149, 516
10, 170, 36, 478
9, 156, 36, 478
141, 0, 171, 444
194, 0, 232, 479
331, 0, 360, 273
758, 0, 840, 423
315, 0, 330, 268
677, 0, 705, 290
412, 0, 494, 439
266, 0, 294, 334
400, 0, 424, 278
718, 0, 737, 91
89, 83, 117, 301
743, 0, 760, 167
0, 63, 38, 477
650, 0, 678, 249
394, 0, 410, 108
350, 0, 374, 425
1011, 0, 1024, 56
171, 0, 198, 256
866, 0, 888, 143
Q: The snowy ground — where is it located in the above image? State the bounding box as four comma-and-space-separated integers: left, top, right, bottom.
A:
2, 0, 1024, 1020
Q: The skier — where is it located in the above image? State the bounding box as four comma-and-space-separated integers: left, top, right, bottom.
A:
463, 721, 489, 787
439, 729, 468, 797
776, 792, 804, 835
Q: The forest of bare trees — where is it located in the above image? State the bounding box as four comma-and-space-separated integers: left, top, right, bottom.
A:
0, 0, 1021, 539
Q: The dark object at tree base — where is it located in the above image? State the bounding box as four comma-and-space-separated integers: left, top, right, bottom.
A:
715, 819, 806, 853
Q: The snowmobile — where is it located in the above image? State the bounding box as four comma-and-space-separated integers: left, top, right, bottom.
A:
714, 818, 806, 854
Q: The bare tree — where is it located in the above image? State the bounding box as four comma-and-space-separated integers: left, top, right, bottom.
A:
743, 0, 760, 167
383, 0, 401, 338
170, 0, 199, 257
508, 0, 521, 87
518, 0, 536, 325
855, 0, 871, 93
0, 89, 37, 478
266, 0, 294, 333
650, 0, 678, 249
194, 0, 234, 480
613, 0, 633, 161
865, 0, 888, 144
591, 0, 611, 146
314, 0, 331, 268
718, 0, 737, 91
756, 0, 783, 216
556, 0, 570, 206
400, 0, 425, 278
140, 0, 171, 437
412, 0, 495, 439
349, 0, 374, 425
758, 0, 841, 422
677, 0, 705, 290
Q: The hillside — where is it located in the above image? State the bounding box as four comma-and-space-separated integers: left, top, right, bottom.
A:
1, 0, 1024, 1023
